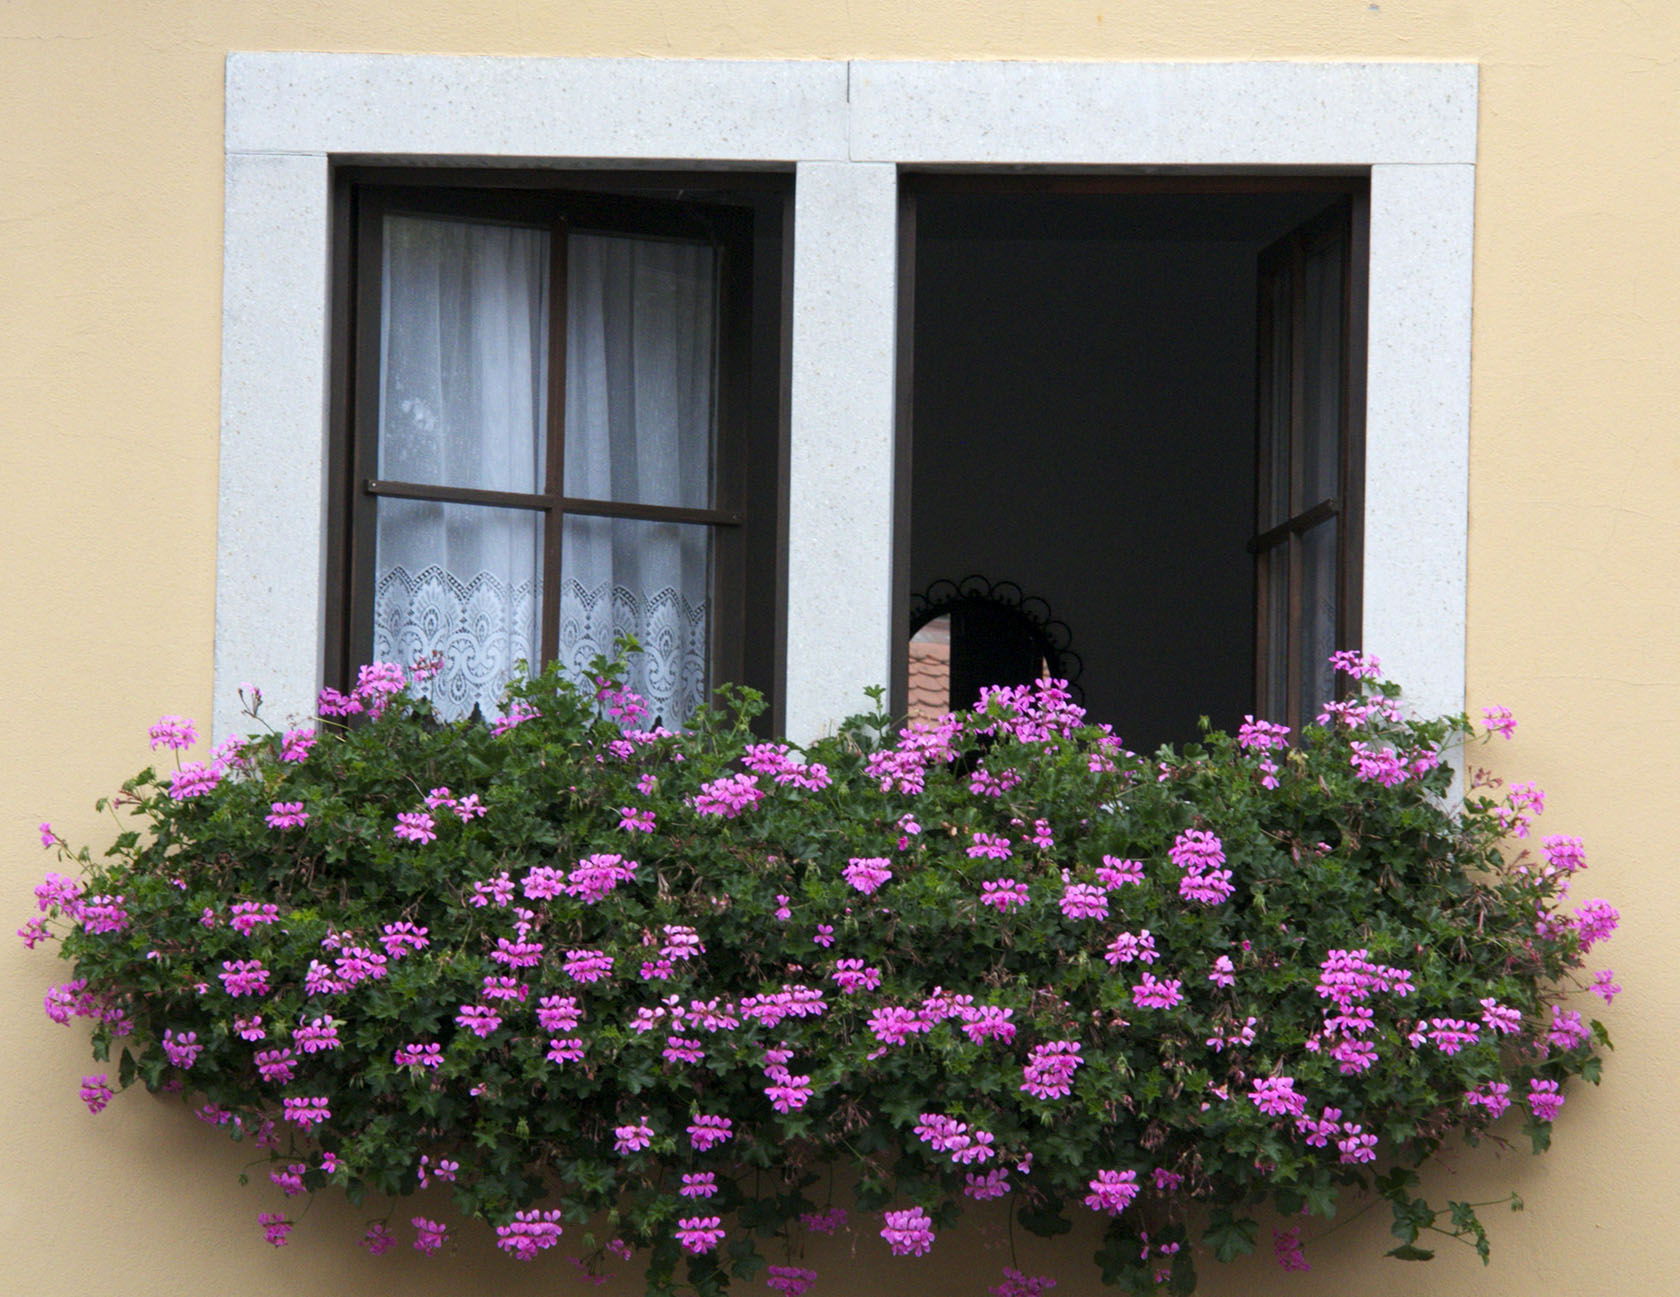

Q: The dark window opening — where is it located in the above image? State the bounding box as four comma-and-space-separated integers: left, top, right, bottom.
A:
898, 179, 1367, 750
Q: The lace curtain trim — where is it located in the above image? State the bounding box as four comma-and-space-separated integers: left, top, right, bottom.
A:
374, 564, 537, 722
559, 577, 708, 728
373, 564, 709, 727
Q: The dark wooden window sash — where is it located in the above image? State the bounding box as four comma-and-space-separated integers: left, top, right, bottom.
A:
1252, 194, 1369, 732
331, 172, 784, 723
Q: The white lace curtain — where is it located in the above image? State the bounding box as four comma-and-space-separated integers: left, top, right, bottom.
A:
559, 232, 714, 727
372, 214, 715, 725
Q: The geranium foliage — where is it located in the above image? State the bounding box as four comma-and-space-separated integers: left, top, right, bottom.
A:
27, 650, 1617, 1294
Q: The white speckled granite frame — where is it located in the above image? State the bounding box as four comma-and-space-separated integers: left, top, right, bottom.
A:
218, 55, 1475, 739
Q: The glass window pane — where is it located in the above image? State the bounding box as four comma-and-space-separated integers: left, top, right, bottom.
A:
1297, 519, 1339, 722
378, 214, 549, 493
1264, 268, 1294, 527
373, 497, 541, 722
560, 514, 712, 727
563, 232, 717, 509
1300, 233, 1345, 507
1263, 543, 1290, 722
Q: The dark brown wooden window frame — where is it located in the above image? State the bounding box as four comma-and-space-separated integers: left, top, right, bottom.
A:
326, 167, 792, 729
892, 172, 1369, 728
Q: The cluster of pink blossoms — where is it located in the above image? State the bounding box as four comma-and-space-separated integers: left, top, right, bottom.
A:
79, 895, 129, 935
1273, 1227, 1310, 1272
687, 1113, 733, 1151
742, 742, 832, 791
980, 878, 1030, 911
1170, 829, 1234, 906
1573, 898, 1620, 952
1205, 1016, 1258, 1053
843, 857, 893, 895
679, 1172, 717, 1199
618, 805, 656, 833
293, 1017, 340, 1053
258, 1212, 292, 1247
969, 764, 1023, 797
914, 1112, 996, 1164
411, 1217, 448, 1254
1237, 715, 1291, 751
975, 677, 1086, 744
314, 661, 406, 719
562, 949, 615, 983
763, 1052, 815, 1113
391, 811, 437, 844
1096, 854, 1145, 888
676, 1216, 726, 1254
496, 1208, 564, 1260
1293, 1106, 1377, 1163
1481, 704, 1518, 739
218, 959, 270, 997
1249, 1075, 1307, 1118
864, 715, 962, 794
34, 871, 83, 915
991, 1268, 1058, 1297
831, 958, 882, 994
1082, 1168, 1140, 1216
148, 714, 199, 750
1464, 1080, 1512, 1119
967, 831, 1013, 860
1021, 1040, 1083, 1100
254, 1049, 296, 1082
269, 1163, 308, 1196
563, 853, 639, 903
879, 1206, 936, 1256
1059, 881, 1108, 921
281, 1096, 330, 1127
488, 699, 541, 736
1528, 1079, 1566, 1122
800, 1206, 847, 1235
613, 1119, 654, 1155
393, 1041, 442, 1068
278, 727, 316, 762
168, 762, 222, 800
228, 901, 280, 935
79, 1074, 113, 1114
379, 920, 429, 958
423, 785, 488, 821
766, 1265, 819, 1296
691, 772, 764, 818
738, 984, 827, 1028
1131, 973, 1184, 1010
265, 801, 308, 830
161, 1029, 201, 1068
964, 1168, 1011, 1200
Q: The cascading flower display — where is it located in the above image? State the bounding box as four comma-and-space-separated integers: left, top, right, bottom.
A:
25, 648, 1616, 1295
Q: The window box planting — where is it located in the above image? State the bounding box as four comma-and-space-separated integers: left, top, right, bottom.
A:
28, 651, 1615, 1294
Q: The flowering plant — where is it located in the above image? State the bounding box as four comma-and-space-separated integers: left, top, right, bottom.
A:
27, 650, 1616, 1294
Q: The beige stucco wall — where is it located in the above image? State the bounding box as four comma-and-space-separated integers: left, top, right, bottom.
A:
3, 1, 1676, 1293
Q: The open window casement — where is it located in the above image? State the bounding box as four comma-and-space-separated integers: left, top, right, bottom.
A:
1252, 197, 1367, 735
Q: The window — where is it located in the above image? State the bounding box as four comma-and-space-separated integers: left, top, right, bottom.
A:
327, 173, 788, 726
217, 57, 1473, 742
898, 179, 1367, 748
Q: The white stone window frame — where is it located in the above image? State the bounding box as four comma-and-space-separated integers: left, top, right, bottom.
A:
218, 55, 1475, 740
